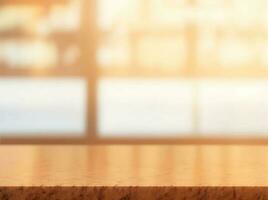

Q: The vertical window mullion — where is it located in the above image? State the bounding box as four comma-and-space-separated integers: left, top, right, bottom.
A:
80, 0, 98, 143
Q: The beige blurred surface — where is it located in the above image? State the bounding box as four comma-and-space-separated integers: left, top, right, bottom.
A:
0, 145, 268, 187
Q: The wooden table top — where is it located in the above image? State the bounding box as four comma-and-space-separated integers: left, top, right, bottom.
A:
1, 145, 268, 199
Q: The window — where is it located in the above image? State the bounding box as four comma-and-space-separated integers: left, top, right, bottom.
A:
0, 0, 87, 142
0, 78, 86, 136
1, 0, 268, 143
96, 0, 268, 139
98, 79, 194, 138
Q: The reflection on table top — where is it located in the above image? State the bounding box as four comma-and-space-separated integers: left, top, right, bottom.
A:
0, 145, 267, 187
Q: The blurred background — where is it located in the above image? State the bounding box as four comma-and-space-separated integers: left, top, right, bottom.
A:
1, 0, 268, 143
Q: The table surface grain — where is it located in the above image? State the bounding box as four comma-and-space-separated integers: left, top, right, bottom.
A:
1, 145, 268, 199
0, 145, 267, 187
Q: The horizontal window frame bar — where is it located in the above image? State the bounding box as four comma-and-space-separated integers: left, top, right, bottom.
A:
0, 68, 85, 77
1, 135, 268, 145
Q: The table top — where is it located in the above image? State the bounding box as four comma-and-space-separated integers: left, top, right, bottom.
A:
0, 145, 267, 187
1, 145, 268, 199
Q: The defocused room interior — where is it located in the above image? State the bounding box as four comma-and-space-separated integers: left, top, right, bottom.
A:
1, 0, 268, 144
1, 2, 268, 198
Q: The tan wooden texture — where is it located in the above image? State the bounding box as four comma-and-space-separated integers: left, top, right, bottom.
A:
0, 145, 268, 199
